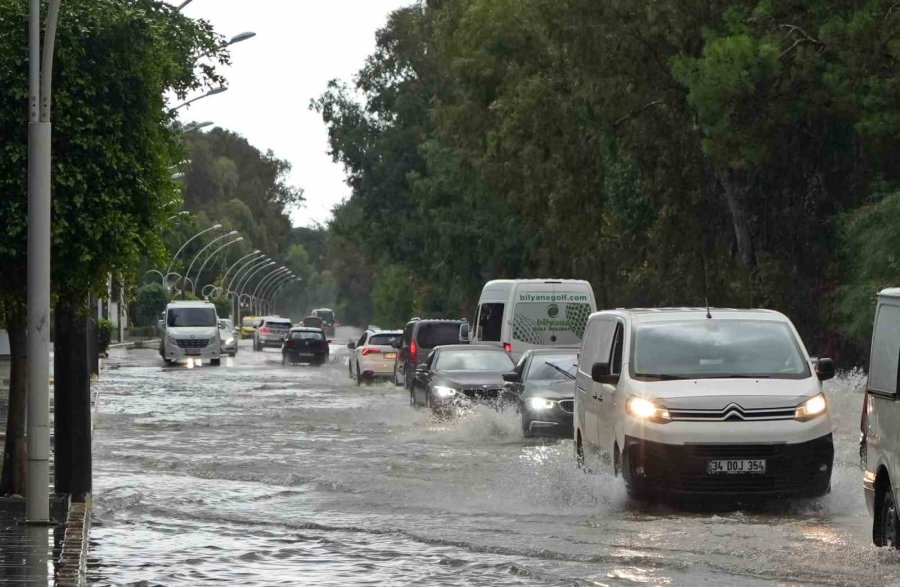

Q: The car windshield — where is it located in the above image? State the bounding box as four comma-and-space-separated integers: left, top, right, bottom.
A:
436, 350, 514, 371
242, 318, 261, 327
167, 307, 217, 328
417, 323, 462, 348
632, 320, 810, 380
526, 353, 578, 381
291, 331, 324, 341
369, 333, 401, 347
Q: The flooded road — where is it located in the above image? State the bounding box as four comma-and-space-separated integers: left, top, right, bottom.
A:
88, 338, 900, 585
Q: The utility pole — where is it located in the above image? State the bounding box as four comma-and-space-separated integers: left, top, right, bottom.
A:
27, 0, 62, 523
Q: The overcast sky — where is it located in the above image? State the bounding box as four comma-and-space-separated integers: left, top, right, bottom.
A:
171, 0, 410, 228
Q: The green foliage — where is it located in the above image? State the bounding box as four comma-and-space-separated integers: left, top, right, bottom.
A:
210, 296, 231, 319
132, 283, 169, 327
371, 265, 415, 329
97, 319, 114, 353
313, 0, 900, 362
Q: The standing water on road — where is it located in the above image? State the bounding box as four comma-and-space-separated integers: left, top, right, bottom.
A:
87, 342, 900, 585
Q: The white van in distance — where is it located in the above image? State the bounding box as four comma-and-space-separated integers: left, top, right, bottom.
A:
161, 300, 222, 366
862, 288, 900, 548
575, 307, 835, 499
471, 279, 596, 359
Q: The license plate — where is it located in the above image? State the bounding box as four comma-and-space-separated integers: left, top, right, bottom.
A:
707, 459, 766, 475
184, 349, 202, 355
385, 353, 397, 359
297, 353, 313, 359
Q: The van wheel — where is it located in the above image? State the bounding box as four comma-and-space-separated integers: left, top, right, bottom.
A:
211, 359, 221, 366
876, 484, 900, 548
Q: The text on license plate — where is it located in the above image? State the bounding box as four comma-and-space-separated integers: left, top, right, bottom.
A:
185, 349, 202, 355
385, 353, 397, 359
706, 459, 766, 474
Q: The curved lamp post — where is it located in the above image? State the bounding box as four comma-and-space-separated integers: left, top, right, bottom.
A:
251, 267, 289, 314
228, 256, 270, 297
166, 223, 222, 275
236, 261, 275, 322
171, 85, 227, 112
182, 230, 238, 293
192, 235, 244, 294
259, 270, 294, 308
220, 250, 262, 294
254, 268, 291, 315
262, 274, 296, 315
266, 277, 300, 315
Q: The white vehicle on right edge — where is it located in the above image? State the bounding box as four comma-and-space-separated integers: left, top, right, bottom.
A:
574, 307, 836, 500
862, 288, 900, 548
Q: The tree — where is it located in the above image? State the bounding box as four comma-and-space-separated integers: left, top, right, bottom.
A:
0, 0, 227, 497
132, 283, 170, 327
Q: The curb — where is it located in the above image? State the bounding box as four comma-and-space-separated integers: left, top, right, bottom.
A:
56, 497, 91, 587
108, 338, 159, 351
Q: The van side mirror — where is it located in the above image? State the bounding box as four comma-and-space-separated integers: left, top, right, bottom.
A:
502, 371, 518, 383
459, 323, 470, 343
815, 357, 835, 381
591, 361, 619, 385
157, 319, 164, 331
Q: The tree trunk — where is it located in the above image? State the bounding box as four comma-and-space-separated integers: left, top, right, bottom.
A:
54, 297, 92, 502
719, 171, 757, 270
1, 309, 27, 497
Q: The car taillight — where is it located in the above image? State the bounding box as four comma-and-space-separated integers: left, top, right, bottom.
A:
260, 326, 271, 334
361, 347, 381, 356
409, 341, 418, 362
285, 340, 294, 348
503, 342, 512, 353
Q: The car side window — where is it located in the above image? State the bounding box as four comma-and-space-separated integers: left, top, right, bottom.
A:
610, 323, 624, 376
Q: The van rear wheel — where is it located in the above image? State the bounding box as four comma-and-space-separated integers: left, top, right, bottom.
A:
876, 485, 900, 548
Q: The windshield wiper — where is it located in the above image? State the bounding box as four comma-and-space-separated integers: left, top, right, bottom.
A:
544, 362, 575, 380
634, 374, 689, 381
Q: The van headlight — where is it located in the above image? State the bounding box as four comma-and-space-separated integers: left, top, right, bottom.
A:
626, 396, 671, 423
528, 398, 556, 411
225, 337, 234, 345
795, 393, 827, 421
433, 386, 457, 398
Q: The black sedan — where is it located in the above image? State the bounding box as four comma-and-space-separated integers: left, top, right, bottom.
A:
410, 345, 516, 413
282, 327, 330, 366
504, 349, 578, 437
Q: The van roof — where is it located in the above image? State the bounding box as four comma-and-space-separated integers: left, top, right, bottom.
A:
595, 308, 787, 323
483, 279, 591, 286
167, 301, 214, 309
879, 288, 900, 299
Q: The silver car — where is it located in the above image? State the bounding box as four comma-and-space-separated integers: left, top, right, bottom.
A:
218, 319, 238, 356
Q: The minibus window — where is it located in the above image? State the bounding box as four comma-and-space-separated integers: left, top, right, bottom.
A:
477, 303, 504, 341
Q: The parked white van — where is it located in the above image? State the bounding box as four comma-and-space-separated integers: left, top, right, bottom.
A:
160, 300, 222, 366
471, 279, 596, 359
862, 288, 900, 548
575, 307, 835, 500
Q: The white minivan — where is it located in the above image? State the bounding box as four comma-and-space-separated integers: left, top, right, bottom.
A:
862, 288, 900, 548
160, 300, 222, 366
575, 307, 835, 500
471, 279, 596, 359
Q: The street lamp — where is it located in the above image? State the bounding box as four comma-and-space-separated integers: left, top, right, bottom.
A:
183, 230, 239, 293
267, 277, 300, 315
251, 267, 290, 313
27, 0, 62, 523
192, 236, 244, 294
166, 223, 223, 275
171, 85, 227, 112
236, 261, 275, 322
176, 0, 195, 11
225, 254, 268, 296
220, 250, 262, 293
261, 273, 296, 314
183, 121, 213, 132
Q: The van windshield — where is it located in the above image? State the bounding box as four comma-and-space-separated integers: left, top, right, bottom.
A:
632, 320, 810, 380
168, 307, 217, 328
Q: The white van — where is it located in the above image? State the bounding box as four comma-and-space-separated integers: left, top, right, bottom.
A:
160, 300, 222, 366
575, 307, 835, 500
471, 279, 596, 359
862, 288, 900, 548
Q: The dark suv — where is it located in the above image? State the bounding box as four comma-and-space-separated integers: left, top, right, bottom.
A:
392, 318, 468, 389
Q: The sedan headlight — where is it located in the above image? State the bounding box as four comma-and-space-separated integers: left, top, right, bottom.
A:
795, 393, 827, 421
433, 386, 458, 398
528, 397, 556, 411
626, 396, 671, 423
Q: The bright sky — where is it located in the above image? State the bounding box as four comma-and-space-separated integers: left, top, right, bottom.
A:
171, 0, 410, 228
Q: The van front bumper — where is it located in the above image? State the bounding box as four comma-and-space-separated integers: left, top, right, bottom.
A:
622, 433, 834, 498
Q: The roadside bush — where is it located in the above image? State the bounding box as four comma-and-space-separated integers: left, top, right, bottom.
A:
132, 283, 169, 326
97, 319, 113, 354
